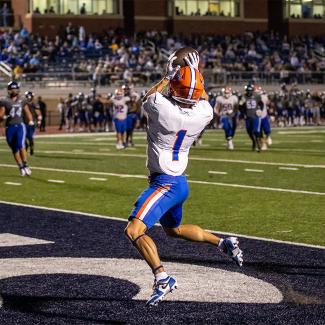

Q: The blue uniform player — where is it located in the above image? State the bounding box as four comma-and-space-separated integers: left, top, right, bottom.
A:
0, 81, 34, 176
240, 84, 264, 152
24, 91, 42, 156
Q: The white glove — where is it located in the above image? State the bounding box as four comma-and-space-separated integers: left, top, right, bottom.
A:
226, 109, 233, 115
28, 120, 35, 126
184, 52, 199, 70
165, 55, 180, 80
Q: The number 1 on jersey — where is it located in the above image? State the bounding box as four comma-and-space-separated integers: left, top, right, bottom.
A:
172, 130, 187, 161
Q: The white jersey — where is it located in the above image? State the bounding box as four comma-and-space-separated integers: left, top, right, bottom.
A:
112, 96, 130, 120
144, 92, 213, 176
216, 95, 238, 116
261, 94, 269, 118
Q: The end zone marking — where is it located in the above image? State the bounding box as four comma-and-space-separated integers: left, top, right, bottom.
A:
48, 179, 65, 184
0, 200, 323, 250
89, 177, 107, 181
208, 171, 228, 175
0, 233, 54, 247
279, 167, 299, 171
4, 182, 22, 186
244, 169, 264, 173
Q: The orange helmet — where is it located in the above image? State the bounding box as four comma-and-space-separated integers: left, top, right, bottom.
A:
169, 66, 204, 104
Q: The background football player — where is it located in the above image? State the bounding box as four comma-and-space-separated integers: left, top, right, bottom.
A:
240, 83, 264, 152
124, 51, 243, 307
0, 81, 34, 176
255, 85, 272, 150
24, 91, 42, 156
215, 86, 238, 150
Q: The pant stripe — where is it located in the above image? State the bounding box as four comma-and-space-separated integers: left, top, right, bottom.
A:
136, 186, 170, 220
21, 123, 26, 149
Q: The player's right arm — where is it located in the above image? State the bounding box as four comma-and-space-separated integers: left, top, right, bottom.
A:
143, 55, 180, 103
0, 106, 5, 121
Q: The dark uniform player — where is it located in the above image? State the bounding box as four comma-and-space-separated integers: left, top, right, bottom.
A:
126, 92, 140, 146
93, 94, 105, 132
0, 81, 33, 176
24, 91, 42, 156
240, 84, 264, 152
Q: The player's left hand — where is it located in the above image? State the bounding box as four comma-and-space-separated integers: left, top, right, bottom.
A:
184, 52, 200, 70
165, 55, 180, 80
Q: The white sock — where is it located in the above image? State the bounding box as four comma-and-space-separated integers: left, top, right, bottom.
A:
218, 238, 224, 249
155, 271, 168, 282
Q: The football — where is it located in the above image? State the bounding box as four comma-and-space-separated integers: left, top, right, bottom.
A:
172, 47, 199, 67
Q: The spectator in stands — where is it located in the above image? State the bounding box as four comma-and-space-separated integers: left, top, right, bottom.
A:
80, 3, 86, 15
49, 6, 55, 14
33, 7, 41, 14
1, 3, 9, 27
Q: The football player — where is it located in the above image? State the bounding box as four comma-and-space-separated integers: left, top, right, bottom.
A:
110, 88, 130, 149
255, 85, 272, 150
124, 52, 243, 307
240, 83, 264, 152
215, 86, 238, 150
0, 81, 34, 176
126, 91, 140, 147
24, 91, 42, 155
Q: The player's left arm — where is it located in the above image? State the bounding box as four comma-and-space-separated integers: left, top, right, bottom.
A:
23, 104, 33, 124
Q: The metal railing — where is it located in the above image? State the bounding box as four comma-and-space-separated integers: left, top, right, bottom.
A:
4, 70, 325, 88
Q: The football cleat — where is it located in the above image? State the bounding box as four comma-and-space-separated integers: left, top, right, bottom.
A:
220, 237, 243, 267
24, 166, 32, 176
20, 167, 26, 177
261, 143, 268, 151
267, 136, 272, 146
146, 276, 178, 307
227, 139, 234, 150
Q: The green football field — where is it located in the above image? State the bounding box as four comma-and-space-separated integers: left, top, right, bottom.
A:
0, 127, 324, 246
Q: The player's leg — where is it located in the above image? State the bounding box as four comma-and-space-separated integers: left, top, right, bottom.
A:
253, 117, 262, 152
18, 124, 31, 175
262, 116, 272, 146
124, 218, 163, 272
245, 118, 256, 150
125, 175, 185, 306
161, 204, 243, 268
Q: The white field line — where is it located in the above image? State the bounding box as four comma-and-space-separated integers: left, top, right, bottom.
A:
0, 164, 324, 196
0, 199, 324, 250
48, 179, 65, 184
279, 167, 299, 171
278, 130, 325, 135
208, 171, 228, 175
0, 148, 323, 169
4, 182, 22, 186
244, 169, 264, 173
89, 177, 107, 181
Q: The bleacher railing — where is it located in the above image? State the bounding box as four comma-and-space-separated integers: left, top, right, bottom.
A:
4, 70, 325, 87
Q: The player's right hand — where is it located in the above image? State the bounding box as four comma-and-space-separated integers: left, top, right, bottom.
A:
165, 55, 180, 80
